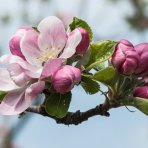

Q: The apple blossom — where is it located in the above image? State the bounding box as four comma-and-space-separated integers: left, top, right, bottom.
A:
8, 16, 90, 80
20, 16, 83, 67
111, 39, 140, 75
0, 16, 86, 115
51, 65, 81, 94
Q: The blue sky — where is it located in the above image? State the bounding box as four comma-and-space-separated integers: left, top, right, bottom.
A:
0, 0, 148, 148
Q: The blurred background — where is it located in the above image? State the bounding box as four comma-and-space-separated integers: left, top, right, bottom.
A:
0, 0, 148, 147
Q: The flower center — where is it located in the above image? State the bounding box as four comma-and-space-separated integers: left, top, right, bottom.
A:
37, 47, 62, 63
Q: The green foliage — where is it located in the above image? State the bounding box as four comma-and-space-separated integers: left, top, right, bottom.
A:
93, 63, 105, 71
45, 92, 72, 118
0, 91, 7, 102
69, 17, 93, 41
92, 66, 118, 87
134, 97, 148, 115
118, 77, 138, 97
85, 40, 117, 71
81, 76, 100, 95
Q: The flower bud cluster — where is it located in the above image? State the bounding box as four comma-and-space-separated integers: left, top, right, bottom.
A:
111, 39, 148, 99
111, 39, 148, 76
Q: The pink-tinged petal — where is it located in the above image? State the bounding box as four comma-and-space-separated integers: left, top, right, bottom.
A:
9, 31, 26, 60
9, 26, 32, 60
75, 27, 90, 54
0, 81, 45, 115
111, 39, 140, 75
40, 58, 64, 79
0, 68, 19, 91
135, 43, 148, 75
38, 16, 67, 51
25, 81, 45, 101
133, 86, 148, 99
121, 58, 138, 75
0, 55, 42, 78
20, 29, 42, 66
7, 63, 31, 86
111, 48, 126, 70
120, 39, 133, 47
67, 66, 81, 83
60, 28, 82, 58
25, 67, 42, 79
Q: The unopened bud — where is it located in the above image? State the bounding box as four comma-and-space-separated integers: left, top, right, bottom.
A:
51, 65, 81, 94
111, 39, 140, 75
9, 26, 32, 60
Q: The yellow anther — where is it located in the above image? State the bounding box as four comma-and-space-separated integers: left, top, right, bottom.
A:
37, 48, 58, 63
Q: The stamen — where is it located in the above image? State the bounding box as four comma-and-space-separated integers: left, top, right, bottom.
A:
37, 48, 58, 63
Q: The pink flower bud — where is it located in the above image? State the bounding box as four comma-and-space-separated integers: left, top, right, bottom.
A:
111, 39, 140, 75
75, 27, 90, 55
51, 65, 81, 94
134, 43, 148, 76
133, 86, 148, 99
9, 26, 32, 60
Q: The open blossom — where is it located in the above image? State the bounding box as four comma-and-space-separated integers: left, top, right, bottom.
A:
133, 86, 148, 99
134, 43, 148, 76
0, 16, 87, 115
19, 16, 87, 66
51, 65, 81, 94
9, 16, 89, 78
111, 39, 140, 75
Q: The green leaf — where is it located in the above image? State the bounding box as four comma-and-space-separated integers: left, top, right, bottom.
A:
45, 92, 72, 118
92, 66, 118, 87
85, 40, 117, 71
134, 97, 148, 115
81, 76, 100, 95
93, 63, 105, 71
0, 91, 7, 102
69, 17, 93, 41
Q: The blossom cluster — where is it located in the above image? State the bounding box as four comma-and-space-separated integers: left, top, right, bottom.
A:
111, 39, 148, 99
0, 16, 147, 117
0, 16, 89, 115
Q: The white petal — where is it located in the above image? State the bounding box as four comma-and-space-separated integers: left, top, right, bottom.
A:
60, 28, 82, 58
0, 55, 41, 78
0, 81, 45, 115
0, 68, 19, 91
38, 16, 67, 52
7, 63, 31, 87
20, 29, 42, 66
